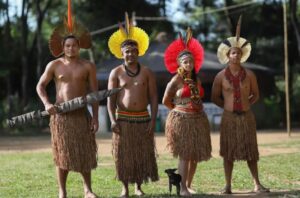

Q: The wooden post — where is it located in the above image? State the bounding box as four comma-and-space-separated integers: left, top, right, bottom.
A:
283, 0, 291, 136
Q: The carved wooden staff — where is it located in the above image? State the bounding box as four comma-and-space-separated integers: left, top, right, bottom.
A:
6, 88, 122, 127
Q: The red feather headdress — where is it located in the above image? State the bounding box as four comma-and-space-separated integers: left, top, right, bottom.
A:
164, 28, 204, 74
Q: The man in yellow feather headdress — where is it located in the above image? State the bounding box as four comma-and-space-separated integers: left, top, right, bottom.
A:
107, 13, 159, 197
36, 1, 98, 197
211, 16, 269, 194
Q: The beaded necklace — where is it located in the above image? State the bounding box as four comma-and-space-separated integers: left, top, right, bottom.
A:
225, 66, 246, 112
123, 63, 141, 77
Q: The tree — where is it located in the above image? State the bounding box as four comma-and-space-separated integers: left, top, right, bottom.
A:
290, 0, 300, 57
35, 0, 52, 78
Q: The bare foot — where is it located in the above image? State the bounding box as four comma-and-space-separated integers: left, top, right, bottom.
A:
134, 184, 145, 196
59, 189, 66, 198
84, 191, 98, 198
187, 187, 197, 194
135, 188, 145, 196
180, 189, 192, 196
254, 184, 270, 193
120, 187, 129, 198
220, 185, 232, 194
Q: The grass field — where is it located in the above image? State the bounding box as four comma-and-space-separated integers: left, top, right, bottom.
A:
0, 138, 300, 198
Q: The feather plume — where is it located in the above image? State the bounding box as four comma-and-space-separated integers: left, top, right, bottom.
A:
125, 12, 131, 36
179, 32, 183, 43
185, 27, 192, 46
119, 22, 127, 36
235, 15, 242, 42
67, 0, 73, 33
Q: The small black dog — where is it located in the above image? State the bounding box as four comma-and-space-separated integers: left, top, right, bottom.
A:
165, 168, 181, 196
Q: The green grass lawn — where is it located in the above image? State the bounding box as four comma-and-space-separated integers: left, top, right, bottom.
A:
1, 147, 300, 197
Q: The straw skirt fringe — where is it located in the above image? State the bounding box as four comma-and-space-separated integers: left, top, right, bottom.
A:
50, 108, 97, 172
112, 121, 159, 184
165, 110, 212, 162
220, 110, 259, 161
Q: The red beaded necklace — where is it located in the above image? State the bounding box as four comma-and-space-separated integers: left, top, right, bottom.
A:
225, 66, 246, 112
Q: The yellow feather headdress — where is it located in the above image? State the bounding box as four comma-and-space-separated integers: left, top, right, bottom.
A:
217, 15, 251, 64
108, 12, 149, 59
49, 0, 91, 57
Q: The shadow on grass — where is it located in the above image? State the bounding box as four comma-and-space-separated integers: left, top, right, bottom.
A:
103, 190, 300, 197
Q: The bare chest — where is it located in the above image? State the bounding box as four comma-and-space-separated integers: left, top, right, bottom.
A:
118, 72, 148, 89
55, 65, 88, 83
222, 77, 251, 93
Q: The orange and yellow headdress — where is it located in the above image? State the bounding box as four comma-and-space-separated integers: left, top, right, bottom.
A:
49, 0, 91, 57
108, 13, 149, 59
217, 16, 251, 64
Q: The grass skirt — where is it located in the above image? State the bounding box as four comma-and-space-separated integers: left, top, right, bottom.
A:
220, 110, 259, 161
165, 110, 212, 162
50, 108, 97, 172
112, 119, 159, 184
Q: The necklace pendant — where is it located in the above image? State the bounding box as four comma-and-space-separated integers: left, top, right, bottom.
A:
134, 81, 138, 86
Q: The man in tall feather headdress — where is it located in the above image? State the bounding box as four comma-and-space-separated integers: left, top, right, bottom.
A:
36, 0, 98, 197
107, 13, 159, 198
211, 16, 270, 194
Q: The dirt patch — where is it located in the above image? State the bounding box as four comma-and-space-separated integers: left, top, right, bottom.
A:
1, 130, 299, 156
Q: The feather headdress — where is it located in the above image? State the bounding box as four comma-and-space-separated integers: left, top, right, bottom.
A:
108, 12, 149, 59
49, 0, 91, 57
164, 27, 204, 74
217, 16, 251, 64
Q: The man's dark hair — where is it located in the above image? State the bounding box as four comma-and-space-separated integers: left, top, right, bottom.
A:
62, 35, 80, 46
121, 39, 138, 48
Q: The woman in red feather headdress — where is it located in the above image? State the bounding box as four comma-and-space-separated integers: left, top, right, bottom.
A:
162, 28, 211, 196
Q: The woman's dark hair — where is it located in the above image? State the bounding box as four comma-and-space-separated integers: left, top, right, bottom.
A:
191, 68, 197, 82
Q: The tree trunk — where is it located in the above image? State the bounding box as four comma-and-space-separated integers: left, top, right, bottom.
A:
20, 0, 30, 110
4, 0, 13, 117
36, 2, 42, 78
290, 0, 300, 57
224, 0, 233, 34
36, 0, 52, 79
202, 0, 208, 46
159, 0, 166, 16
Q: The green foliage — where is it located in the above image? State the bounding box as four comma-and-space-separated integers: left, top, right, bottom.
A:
263, 94, 283, 128
0, 0, 174, 103
291, 71, 300, 120
175, 0, 289, 71
292, 73, 300, 99
0, 96, 49, 134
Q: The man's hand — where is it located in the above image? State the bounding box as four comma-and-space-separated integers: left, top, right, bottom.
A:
147, 120, 155, 134
90, 117, 99, 133
248, 94, 256, 105
111, 121, 120, 134
45, 103, 57, 115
